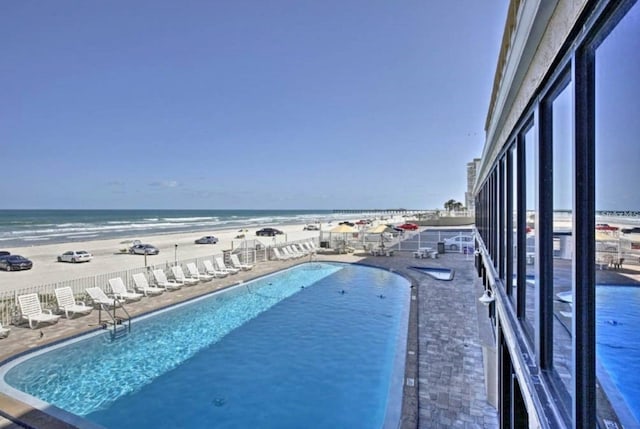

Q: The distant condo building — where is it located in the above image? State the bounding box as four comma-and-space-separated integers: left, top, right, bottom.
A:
465, 158, 480, 214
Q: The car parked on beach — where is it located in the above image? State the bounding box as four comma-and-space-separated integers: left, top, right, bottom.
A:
621, 227, 640, 234
256, 228, 283, 237
57, 250, 93, 263
0, 253, 33, 271
443, 234, 474, 251
338, 221, 355, 227
398, 223, 419, 231
129, 244, 160, 255
303, 225, 319, 231
195, 236, 219, 244
596, 223, 619, 231
386, 224, 405, 234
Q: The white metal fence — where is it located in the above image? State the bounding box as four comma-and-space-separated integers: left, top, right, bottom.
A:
0, 247, 269, 327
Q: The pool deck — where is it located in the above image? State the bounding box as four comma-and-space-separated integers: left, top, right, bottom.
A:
0, 249, 497, 429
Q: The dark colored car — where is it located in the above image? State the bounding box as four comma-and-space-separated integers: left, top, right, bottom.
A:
398, 223, 419, 231
386, 224, 404, 234
129, 244, 160, 255
256, 228, 283, 237
339, 221, 355, 227
621, 227, 640, 234
195, 236, 219, 244
0, 254, 33, 271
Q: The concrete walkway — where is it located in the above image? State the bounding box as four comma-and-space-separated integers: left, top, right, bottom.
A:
362, 249, 498, 428
0, 249, 498, 428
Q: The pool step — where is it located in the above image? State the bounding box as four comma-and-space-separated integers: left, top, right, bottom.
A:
97, 304, 132, 340
111, 323, 129, 340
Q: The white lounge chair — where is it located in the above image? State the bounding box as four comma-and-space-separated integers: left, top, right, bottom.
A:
0, 322, 10, 339
272, 247, 292, 261
284, 246, 303, 258
293, 243, 309, 256
132, 273, 165, 296
86, 287, 122, 308
54, 286, 93, 319
17, 293, 61, 329
186, 262, 213, 281
109, 277, 144, 302
229, 254, 253, 271
304, 241, 316, 254
171, 265, 199, 286
214, 256, 239, 274
152, 269, 183, 291
281, 246, 296, 258
203, 260, 229, 278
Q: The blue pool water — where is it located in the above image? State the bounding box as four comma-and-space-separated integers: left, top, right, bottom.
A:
1, 262, 410, 428
596, 285, 640, 424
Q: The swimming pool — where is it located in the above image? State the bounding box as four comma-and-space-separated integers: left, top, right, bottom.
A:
0, 262, 411, 428
597, 285, 640, 425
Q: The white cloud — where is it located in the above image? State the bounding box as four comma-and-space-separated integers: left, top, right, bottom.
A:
149, 180, 180, 188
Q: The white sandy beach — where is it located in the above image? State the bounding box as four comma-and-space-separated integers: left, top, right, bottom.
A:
0, 216, 406, 293
0, 223, 323, 293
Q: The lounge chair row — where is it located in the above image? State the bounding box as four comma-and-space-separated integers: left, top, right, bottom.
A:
11, 257, 257, 331
272, 242, 317, 261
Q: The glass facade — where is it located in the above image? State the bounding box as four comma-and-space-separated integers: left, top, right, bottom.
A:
474, 1, 639, 427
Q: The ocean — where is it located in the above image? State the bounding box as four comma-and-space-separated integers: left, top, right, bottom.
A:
0, 209, 345, 248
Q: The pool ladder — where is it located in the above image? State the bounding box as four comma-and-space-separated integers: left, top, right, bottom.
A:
97, 301, 131, 340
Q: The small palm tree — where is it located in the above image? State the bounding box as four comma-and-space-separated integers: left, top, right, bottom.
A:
444, 199, 456, 212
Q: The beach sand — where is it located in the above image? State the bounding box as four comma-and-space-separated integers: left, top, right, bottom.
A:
0, 216, 406, 293
0, 223, 326, 293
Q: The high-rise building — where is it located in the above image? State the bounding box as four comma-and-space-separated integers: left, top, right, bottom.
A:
465, 158, 480, 214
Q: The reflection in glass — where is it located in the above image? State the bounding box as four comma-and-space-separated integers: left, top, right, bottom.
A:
524, 126, 536, 333
551, 81, 573, 399
595, 2, 640, 426
510, 145, 518, 307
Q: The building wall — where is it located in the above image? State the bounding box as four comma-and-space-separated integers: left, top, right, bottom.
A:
474, 0, 640, 428
478, 0, 588, 187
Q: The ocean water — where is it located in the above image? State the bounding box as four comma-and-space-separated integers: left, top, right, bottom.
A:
0, 209, 344, 247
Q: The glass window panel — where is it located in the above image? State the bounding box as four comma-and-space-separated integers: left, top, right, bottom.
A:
551, 81, 573, 401
511, 144, 518, 306
524, 126, 537, 333
502, 157, 508, 281
595, 2, 640, 426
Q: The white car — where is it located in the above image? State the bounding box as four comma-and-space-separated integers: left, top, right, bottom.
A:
303, 225, 319, 231
443, 235, 474, 251
57, 250, 93, 263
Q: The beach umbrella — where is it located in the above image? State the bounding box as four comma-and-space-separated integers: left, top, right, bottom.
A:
595, 230, 620, 260
329, 224, 358, 233
595, 231, 615, 241
367, 224, 391, 234
329, 224, 357, 249
365, 224, 392, 248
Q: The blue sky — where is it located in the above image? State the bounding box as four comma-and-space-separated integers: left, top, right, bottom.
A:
1, 1, 508, 210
